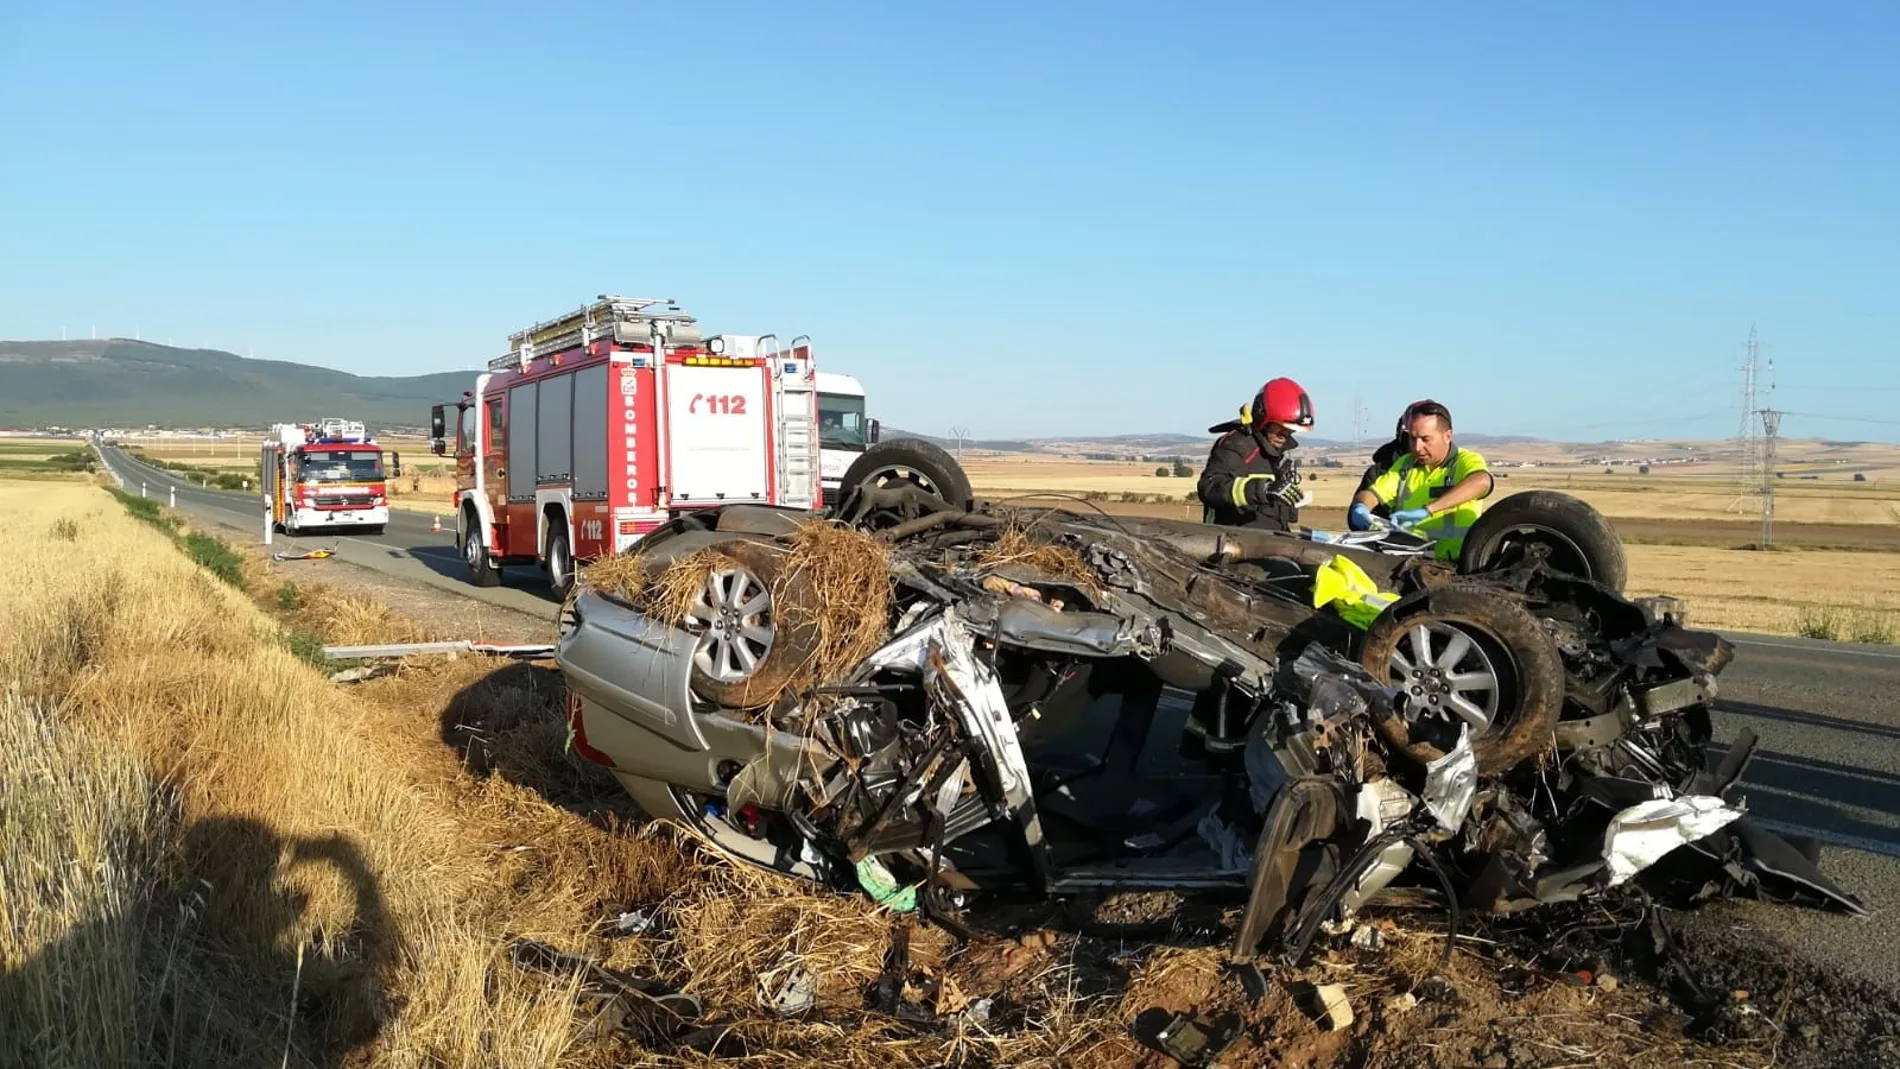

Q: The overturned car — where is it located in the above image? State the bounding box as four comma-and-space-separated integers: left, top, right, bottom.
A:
556, 439, 1865, 965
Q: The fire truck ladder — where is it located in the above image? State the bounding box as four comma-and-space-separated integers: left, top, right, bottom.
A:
491, 295, 704, 373
774, 333, 818, 509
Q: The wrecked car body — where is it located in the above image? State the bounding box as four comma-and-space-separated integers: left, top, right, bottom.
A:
556, 440, 1865, 968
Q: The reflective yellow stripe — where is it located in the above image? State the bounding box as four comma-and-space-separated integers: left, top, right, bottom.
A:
1231, 474, 1270, 508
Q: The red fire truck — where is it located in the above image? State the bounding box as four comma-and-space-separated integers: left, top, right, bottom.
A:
431, 295, 820, 595
260, 418, 390, 535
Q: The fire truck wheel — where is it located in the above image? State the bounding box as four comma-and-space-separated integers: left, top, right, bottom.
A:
836, 439, 974, 529
463, 510, 501, 588
687, 540, 820, 709
545, 527, 575, 599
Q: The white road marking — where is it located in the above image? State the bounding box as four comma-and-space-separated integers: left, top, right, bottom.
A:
1726, 636, 1900, 662
1748, 817, 1900, 860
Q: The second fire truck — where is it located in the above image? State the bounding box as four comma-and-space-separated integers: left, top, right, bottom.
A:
431, 295, 820, 596
261, 418, 391, 535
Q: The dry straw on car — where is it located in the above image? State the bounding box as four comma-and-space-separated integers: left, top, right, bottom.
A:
977, 523, 1102, 596
774, 520, 893, 698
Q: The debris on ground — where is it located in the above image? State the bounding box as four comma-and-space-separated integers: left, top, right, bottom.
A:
270, 545, 337, 561
1293, 981, 1354, 1032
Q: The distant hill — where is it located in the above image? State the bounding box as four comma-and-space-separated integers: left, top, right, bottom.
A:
0, 339, 471, 430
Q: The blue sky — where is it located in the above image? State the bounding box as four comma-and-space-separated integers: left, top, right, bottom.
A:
3, 1, 1896, 442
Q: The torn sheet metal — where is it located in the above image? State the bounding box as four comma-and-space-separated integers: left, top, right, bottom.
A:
1603, 794, 1746, 885
1422, 727, 1479, 832
918, 609, 1034, 811
960, 597, 1161, 659
1356, 778, 1417, 836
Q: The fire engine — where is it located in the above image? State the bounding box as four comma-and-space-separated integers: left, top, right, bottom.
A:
431, 295, 820, 596
260, 418, 390, 535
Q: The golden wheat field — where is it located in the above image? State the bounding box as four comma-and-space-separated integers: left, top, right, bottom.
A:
956, 456, 1900, 526
1624, 544, 1900, 637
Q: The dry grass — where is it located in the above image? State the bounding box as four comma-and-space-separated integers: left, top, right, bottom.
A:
0, 481, 620, 1066
977, 524, 1103, 595
1625, 543, 1900, 636
775, 521, 893, 696
576, 522, 893, 706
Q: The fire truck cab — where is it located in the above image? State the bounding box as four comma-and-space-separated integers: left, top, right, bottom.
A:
431, 295, 820, 596
260, 418, 390, 535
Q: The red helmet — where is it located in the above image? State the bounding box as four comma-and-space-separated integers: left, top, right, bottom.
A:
1251, 377, 1315, 430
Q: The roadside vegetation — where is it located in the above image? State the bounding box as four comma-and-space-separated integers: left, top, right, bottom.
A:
0, 444, 96, 477
120, 446, 253, 490
1792, 603, 1899, 645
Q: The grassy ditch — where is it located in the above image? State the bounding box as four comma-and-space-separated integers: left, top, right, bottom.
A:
106, 487, 243, 590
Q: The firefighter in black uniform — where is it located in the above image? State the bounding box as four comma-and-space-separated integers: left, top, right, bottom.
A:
1196, 376, 1315, 532
1185, 377, 1316, 759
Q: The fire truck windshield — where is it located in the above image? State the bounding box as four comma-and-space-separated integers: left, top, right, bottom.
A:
298, 450, 384, 483
819, 393, 868, 450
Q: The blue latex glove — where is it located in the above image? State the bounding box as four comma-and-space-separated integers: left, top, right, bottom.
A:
1390, 507, 1432, 528
1347, 502, 1373, 531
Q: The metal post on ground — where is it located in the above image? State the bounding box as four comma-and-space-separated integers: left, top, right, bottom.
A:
263, 497, 273, 546
169, 484, 176, 507
141, 482, 147, 499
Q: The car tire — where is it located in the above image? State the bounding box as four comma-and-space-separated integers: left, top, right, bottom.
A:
367, 524, 386, 536
835, 438, 974, 528
463, 509, 501, 588
545, 526, 574, 600
1358, 585, 1564, 776
1458, 490, 1626, 592
687, 540, 821, 709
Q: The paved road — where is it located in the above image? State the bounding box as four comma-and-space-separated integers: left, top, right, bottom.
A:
1691, 632, 1900, 990
96, 443, 1900, 985
96, 444, 564, 620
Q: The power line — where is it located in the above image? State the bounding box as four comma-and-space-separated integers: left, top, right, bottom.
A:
1777, 410, 1900, 428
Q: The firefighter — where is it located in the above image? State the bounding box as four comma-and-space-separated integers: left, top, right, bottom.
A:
1196, 377, 1315, 533
1349, 399, 1493, 560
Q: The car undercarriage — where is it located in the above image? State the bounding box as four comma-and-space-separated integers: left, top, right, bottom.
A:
556, 440, 1866, 972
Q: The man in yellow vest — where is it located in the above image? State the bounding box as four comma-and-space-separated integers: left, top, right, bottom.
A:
1348, 399, 1492, 561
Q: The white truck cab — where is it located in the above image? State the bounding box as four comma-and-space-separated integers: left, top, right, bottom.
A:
816, 371, 878, 507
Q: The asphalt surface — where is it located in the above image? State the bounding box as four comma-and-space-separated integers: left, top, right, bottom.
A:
95, 443, 564, 620
95, 444, 1900, 987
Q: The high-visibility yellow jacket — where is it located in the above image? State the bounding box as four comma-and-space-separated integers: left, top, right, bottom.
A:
1364, 445, 1492, 560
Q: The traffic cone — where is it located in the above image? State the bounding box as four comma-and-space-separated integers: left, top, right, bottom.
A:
431, 515, 442, 533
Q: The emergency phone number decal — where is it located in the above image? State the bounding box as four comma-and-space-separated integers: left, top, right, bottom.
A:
688, 393, 749, 415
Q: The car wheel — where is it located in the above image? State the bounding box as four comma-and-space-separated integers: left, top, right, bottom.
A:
1358, 585, 1563, 776
835, 438, 974, 529
463, 511, 501, 588
1458, 490, 1627, 592
545, 526, 574, 600
686, 540, 820, 709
